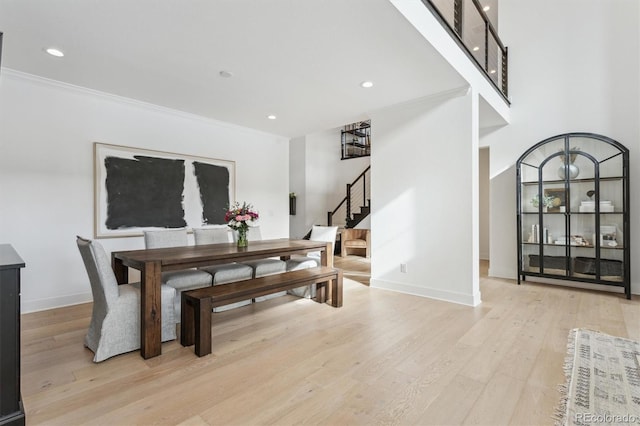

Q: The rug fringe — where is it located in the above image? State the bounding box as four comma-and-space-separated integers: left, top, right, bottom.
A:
553, 328, 578, 426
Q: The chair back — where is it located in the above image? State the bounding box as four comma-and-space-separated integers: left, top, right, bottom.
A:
247, 226, 263, 241
343, 228, 369, 241
233, 226, 264, 242
308, 225, 338, 258
193, 227, 231, 245
144, 228, 188, 249
76, 236, 119, 312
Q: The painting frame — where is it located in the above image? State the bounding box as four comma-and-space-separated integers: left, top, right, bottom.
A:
94, 142, 235, 238
544, 187, 566, 213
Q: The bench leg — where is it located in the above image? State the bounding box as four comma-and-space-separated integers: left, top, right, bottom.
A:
314, 282, 326, 303
330, 270, 343, 308
180, 294, 195, 347
194, 297, 212, 357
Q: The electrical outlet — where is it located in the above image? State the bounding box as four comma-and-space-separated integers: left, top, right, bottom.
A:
400, 263, 407, 273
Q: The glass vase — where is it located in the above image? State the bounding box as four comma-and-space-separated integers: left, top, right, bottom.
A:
237, 227, 248, 248
557, 163, 580, 179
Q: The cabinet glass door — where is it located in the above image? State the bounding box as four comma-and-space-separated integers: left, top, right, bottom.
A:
516, 132, 630, 298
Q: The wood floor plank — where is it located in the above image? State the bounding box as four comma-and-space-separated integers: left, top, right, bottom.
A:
462, 372, 526, 425
509, 383, 562, 426
420, 374, 485, 425
19, 257, 639, 425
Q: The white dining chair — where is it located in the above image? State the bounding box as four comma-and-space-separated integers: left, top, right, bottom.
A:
236, 226, 287, 302
285, 225, 338, 298
143, 229, 213, 321
76, 236, 177, 362
193, 227, 254, 312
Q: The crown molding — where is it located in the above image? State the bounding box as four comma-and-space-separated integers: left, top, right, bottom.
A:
0, 67, 288, 141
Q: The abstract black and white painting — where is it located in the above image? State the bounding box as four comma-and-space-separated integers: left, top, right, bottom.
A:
94, 143, 235, 238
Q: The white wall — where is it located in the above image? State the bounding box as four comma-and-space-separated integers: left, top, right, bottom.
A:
0, 70, 290, 312
484, 0, 640, 294
369, 88, 481, 306
289, 129, 370, 238
289, 136, 306, 237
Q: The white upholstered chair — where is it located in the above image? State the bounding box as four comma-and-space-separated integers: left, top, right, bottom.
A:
76, 236, 176, 362
193, 227, 230, 246
237, 226, 287, 302
143, 229, 213, 320
286, 225, 338, 298
238, 226, 287, 277
193, 227, 254, 312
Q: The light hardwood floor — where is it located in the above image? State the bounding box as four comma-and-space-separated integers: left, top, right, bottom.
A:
20, 258, 639, 425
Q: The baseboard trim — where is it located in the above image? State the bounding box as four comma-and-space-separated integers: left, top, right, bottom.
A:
488, 266, 516, 280
370, 278, 481, 307
22, 292, 92, 314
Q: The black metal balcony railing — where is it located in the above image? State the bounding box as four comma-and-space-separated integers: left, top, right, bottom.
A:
422, 0, 509, 102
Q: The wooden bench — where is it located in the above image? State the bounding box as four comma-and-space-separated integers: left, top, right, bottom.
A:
180, 266, 343, 356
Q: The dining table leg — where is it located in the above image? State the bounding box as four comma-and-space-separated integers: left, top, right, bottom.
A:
140, 261, 162, 359
112, 255, 127, 285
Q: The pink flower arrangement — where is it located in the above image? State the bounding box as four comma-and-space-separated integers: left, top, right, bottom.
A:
224, 202, 259, 231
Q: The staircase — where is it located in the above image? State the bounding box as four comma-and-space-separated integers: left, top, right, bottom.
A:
346, 202, 370, 228
327, 166, 370, 228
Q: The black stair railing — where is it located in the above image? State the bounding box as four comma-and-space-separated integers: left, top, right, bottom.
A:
328, 166, 371, 227
421, 0, 509, 102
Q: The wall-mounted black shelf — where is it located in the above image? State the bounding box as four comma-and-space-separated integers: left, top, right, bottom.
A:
341, 120, 370, 160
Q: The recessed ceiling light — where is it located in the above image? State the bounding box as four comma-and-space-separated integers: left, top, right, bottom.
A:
490, 69, 496, 74
473, 46, 480, 51
483, 5, 490, 11
45, 48, 64, 57
360, 81, 374, 88
267, 115, 277, 120
219, 70, 233, 78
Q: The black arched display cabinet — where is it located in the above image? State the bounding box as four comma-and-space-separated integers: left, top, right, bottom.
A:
516, 132, 630, 299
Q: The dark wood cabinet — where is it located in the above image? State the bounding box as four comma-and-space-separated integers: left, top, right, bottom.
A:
0, 245, 25, 426
516, 133, 630, 298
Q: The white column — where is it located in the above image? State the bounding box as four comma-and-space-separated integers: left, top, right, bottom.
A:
370, 87, 481, 306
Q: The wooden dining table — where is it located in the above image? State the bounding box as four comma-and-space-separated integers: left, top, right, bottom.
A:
111, 238, 332, 359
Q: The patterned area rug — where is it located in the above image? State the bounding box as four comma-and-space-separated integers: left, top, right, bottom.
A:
557, 329, 640, 425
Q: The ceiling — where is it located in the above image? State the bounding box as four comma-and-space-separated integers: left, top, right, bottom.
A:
0, 0, 469, 138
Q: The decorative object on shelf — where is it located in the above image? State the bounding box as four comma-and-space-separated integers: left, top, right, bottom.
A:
557, 163, 580, 180
289, 192, 297, 216
599, 225, 617, 245
553, 235, 589, 246
225, 202, 259, 248
543, 188, 566, 212
557, 146, 581, 179
527, 224, 551, 243
579, 200, 614, 212
530, 194, 555, 210
516, 132, 630, 299
559, 146, 580, 164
